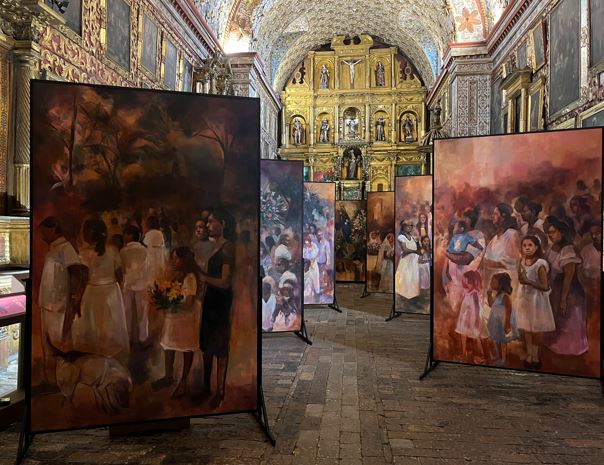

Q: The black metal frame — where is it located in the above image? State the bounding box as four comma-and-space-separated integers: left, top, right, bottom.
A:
17, 80, 275, 465
334, 199, 368, 285
421, 127, 604, 393
390, 175, 433, 322
303, 182, 340, 313
260, 160, 311, 345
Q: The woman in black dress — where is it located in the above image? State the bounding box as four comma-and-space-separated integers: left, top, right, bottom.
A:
199, 208, 235, 407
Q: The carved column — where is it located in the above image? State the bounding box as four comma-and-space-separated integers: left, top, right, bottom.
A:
449, 57, 493, 137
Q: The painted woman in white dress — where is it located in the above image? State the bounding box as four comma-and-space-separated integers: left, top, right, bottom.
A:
377, 233, 395, 293
395, 220, 420, 301
71, 219, 129, 359
143, 215, 166, 284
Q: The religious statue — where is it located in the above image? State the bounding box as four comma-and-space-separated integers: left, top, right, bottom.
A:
375, 61, 385, 87
402, 114, 415, 142
319, 119, 330, 143
346, 151, 361, 179
376, 117, 386, 141
292, 117, 303, 145
346, 117, 359, 139
320, 64, 329, 89
342, 58, 362, 87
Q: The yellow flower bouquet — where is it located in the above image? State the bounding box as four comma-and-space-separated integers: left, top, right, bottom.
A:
150, 281, 184, 313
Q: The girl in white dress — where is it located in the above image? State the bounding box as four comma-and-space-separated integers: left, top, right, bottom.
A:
455, 270, 485, 362
72, 219, 129, 359
378, 233, 395, 293
515, 236, 555, 368
395, 220, 420, 301
143, 216, 166, 284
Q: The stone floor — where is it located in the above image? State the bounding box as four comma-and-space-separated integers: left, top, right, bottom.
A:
1, 284, 603, 465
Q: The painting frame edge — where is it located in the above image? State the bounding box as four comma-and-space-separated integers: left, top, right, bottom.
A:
28, 79, 264, 434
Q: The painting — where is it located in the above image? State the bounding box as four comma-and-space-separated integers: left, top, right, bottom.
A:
582, 108, 604, 127
303, 183, 335, 305
313, 170, 335, 182
183, 60, 193, 92
394, 176, 432, 314
529, 88, 542, 131
260, 160, 303, 333
396, 164, 422, 177
516, 42, 528, 69
531, 22, 545, 70
335, 200, 366, 282
141, 13, 158, 75
433, 129, 602, 378
164, 39, 178, 91
590, 0, 604, 68
30, 80, 260, 431
106, 0, 131, 70
549, 0, 581, 116
45, 0, 82, 35
366, 192, 395, 293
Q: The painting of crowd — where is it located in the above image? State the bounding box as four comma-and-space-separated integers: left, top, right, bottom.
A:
395, 177, 433, 314
260, 161, 303, 333
335, 201, 367, 282
434, 130, 602, 378
366, 192, 395, 293
30, 82, 260, 431
303, 183, 336, 305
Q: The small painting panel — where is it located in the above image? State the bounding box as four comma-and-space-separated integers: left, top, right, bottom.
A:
335, 200, 367, 282
141, 14, 158, 75
106, 0, 131, 70
366, 192, 395, 293
396, 164, 422, 177
433, 129, 602, 378
183, 60, 193, 92
164, 39, 177, 91
517, 42, 528, 69
46, 0, 82, 35
260, 160, 304, 333
303, 183, 335, 305
394, 176, 432, 314
549, 0, 581, 116
532, 23, 545, 69
582, 108, 604, 127
529, 89, 542, 131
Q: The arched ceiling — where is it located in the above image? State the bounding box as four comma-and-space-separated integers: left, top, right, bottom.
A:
194, 0, 511, 91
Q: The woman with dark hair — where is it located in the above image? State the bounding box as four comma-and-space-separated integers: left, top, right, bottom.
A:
569, 195, 592, 238
543, 216, 587, 356
154, 247, 201, 398
71, 219, 129, 358
483, 203, 521, 291
395, 219, 420, 302
198, 208, 235, 406
520, 200, 548, 251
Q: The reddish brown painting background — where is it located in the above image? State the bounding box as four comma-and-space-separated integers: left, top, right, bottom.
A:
433, 130, 602, 378
30, 81, 259, 431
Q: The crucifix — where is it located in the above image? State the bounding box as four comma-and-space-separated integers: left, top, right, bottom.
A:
342, 59, 362, 87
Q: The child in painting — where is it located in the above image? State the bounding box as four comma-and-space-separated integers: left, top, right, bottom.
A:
261, 276, 276, 332
273, 271, 298, 328
455, 270, 485, 362
154, 247, 201, 398
486, 272, 516, 367
516, 236, 555, 369
447, 221, 484, 255
418, 236, 431, 291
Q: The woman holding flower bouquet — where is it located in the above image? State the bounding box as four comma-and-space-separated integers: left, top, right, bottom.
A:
152, 247, 201, 398
198, 208, 235, 407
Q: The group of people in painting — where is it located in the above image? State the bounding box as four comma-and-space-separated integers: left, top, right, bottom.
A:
303, 223, 334, 304
395, 206, 433, 307
38, 207, 237, 409
260, 226, 301, 332
440, 178, 601, 369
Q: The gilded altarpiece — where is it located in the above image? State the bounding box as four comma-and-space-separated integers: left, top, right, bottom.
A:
279, 35, 428, 200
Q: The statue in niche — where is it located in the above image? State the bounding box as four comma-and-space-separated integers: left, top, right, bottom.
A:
343, 58, 362, 87
319, 119, 330, 143
346, 117, 359, 139
375, 61, 385, 87
292, 117, 303, 145
402, 114, 415, 142
375, 117, 386, 141
346, 150, 362, 180
319, 64, 329, 89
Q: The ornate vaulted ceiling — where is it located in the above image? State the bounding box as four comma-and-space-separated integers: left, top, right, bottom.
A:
194, 0, 511, 91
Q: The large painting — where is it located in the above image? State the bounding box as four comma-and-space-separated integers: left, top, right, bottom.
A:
335, 200, 366, 282
549, 0, 580, 116
590, 0, 604, 68
141, 13, 158, 75
367, 192, 395, 293
433, 129, 602, 378
164, 39, 178, 91
303, 183, 335, 305
45, 0, 82, 35
260, 160, 303, 333
106, 0, 130, 70
394, 176, 432, 314
30, 81, 260, 431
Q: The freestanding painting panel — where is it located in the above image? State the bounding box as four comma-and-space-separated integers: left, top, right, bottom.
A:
260, 160, 303, 333
303, 183, 335, 305
335, 200, 366, 282
394, 177, 432, 314
30, 81, 260, 431
433, 129, 602, 378
366, 192, 395, 293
